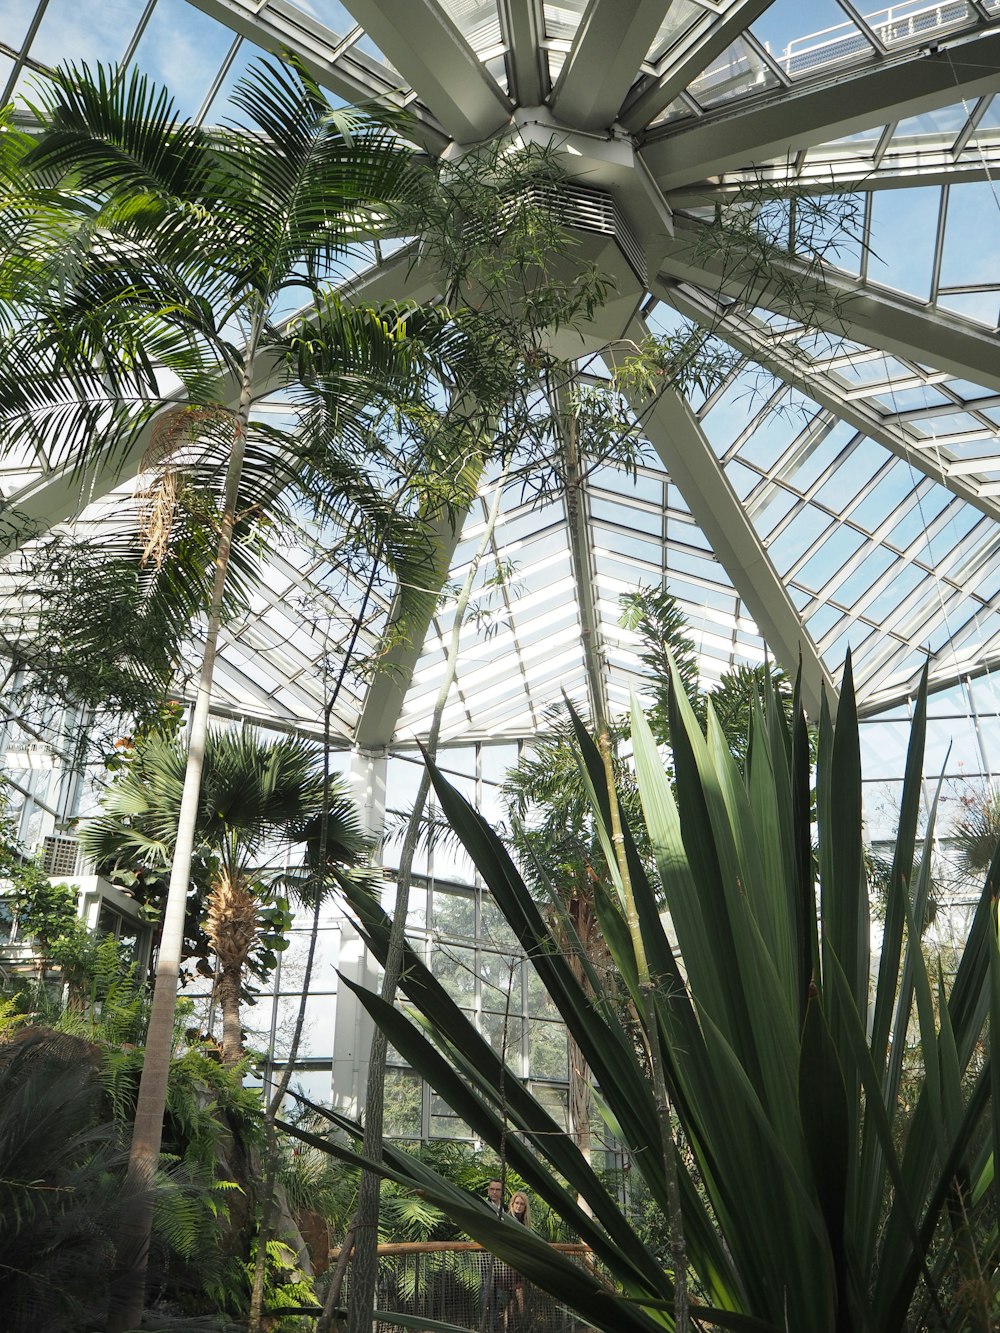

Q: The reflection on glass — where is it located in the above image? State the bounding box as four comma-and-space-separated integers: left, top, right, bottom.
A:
692, 37, 780, 109
385, 1068, 422, 1138
528, 1018, 568, 1080
644, 0, 702, 64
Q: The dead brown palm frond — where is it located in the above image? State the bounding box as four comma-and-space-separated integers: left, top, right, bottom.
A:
138, 406, 238, 568
204, 869, 258, 974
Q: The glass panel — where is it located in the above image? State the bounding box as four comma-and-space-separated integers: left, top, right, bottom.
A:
128, 0, 239, 117
430, 1093, 472, 1139
889, 102, 969, 146
2, 0, 40, 52
385, 1068, 422, 1138
481, 1009, 523, 1059
868, 187, 940, 300
528, 1019, 567, 1080
480, 950, 521, 1011
431, 942, 476, 1003
543, 0, 587, 41
937, 291, 1000, 327
17, 0, 144, 69
438, 0, 502, 57
691, 38, 781, 109
432, 888, 476, 939
644, 0, 702, 63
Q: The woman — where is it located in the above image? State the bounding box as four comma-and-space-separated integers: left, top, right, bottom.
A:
505, 1192, 531, 1326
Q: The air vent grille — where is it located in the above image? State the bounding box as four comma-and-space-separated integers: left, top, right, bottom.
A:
42, 836, 79, 877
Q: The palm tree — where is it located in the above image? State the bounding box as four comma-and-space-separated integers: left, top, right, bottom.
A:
80, 727, 368, 1067
1, 59, 450, 1325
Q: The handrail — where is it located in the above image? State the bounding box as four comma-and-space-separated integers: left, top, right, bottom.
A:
330, 1239, 593, 1258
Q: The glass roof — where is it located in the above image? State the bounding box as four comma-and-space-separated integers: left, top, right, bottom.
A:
5, 0, 1000, 747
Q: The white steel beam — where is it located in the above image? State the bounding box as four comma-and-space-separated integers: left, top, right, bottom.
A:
621, 0, 775, 132
353, 501, 472, 752
341, 0, 512, 143
662, 280, 1000, 523
644, 25, 1000, 190
551, 0, 672, 131
665, 137, 1000, 206
498, 0, 546, 106
183, 0, 449, 153
616, 332, 837, 718
659, 215, 1000, 395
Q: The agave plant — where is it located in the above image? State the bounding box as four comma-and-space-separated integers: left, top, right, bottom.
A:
282, 656, 1000, 1332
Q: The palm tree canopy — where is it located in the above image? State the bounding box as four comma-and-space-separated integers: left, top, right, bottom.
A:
0, 58, 476, 733
80, 727, 368, 892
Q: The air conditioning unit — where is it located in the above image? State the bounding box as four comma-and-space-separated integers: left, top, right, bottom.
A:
42, 836, 80, 877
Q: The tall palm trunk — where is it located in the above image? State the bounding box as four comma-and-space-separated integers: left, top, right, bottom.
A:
107, 337, 259, 1332
206, 868, 259, 1067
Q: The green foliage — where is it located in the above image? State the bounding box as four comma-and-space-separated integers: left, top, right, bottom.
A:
306, 657, 1000, 1333
953, 784, 1000, 878
612, 327, 738, 402
618, 585, 703, 746
0, 992, 28, 1038
8, 871, 78, 949
0, 1029, 126, 1332
243, 1238, 320, 1327
79, 726, 368, 1006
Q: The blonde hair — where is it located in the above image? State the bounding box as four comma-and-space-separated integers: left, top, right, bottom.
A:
508, 1191, 531, 1228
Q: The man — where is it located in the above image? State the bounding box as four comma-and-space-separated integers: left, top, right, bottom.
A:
479, 1178, 505, 1331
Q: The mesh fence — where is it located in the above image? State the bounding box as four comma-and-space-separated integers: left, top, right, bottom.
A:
339, 1242, 600, 1333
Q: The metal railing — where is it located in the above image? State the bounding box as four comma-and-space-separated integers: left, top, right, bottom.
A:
692, 0, 978, 103
335, 1241, 600, 1333
780, 0, 974, 76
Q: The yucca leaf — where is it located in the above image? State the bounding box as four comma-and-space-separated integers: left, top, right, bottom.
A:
419, 758, 675, 1170
817, 651, 866, 1162
798, 989, 849, 1317
341, 884, 667, 1289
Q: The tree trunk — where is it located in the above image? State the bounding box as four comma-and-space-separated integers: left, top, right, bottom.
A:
217, 962, 244, 1069
107, 347, 258, 1333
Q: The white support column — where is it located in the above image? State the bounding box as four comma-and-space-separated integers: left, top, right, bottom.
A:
331, 746, 388, 1116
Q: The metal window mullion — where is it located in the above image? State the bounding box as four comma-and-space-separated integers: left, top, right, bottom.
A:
931, 183, 949, 304
965, 674, 996, 783
953, 93, 992, 157
2, 0, 52, 105
194, 33, 243, 125
120, 0, 160, 70
743, 28, 793, 90
859, 186, 874, 283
